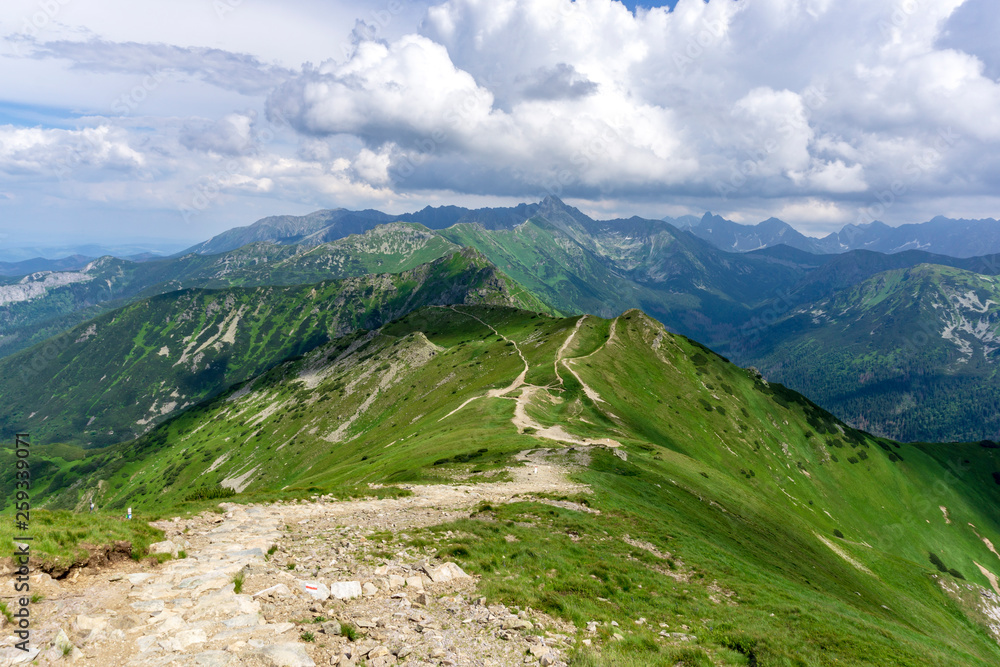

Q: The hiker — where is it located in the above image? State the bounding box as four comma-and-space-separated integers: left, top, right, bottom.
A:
90, 500, 94, 514
533, 466, 538, 475
127, 506, 132, 521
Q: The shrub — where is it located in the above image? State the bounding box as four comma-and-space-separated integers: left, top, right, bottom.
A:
184, 486, 236, 502
833, 529, 844, 539
929, 552, 948, 573
340, 623, 358, 641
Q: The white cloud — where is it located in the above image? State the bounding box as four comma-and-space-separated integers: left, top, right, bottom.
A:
0, 125, 145, 174
2, 0, 1000, 240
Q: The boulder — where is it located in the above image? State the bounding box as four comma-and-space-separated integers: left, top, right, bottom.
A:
329, 580, 363, 600
296, 580, 330, 601
320, 620, 342, 635
502, 618, 533, 631
257, 643, 316, 667
427, 562, 471, 584
149, 540, 179, 558
252, 583, 292, 598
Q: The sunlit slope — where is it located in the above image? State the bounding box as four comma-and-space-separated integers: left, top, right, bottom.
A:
57, 305, 1000, 664
0, 249, 547, 447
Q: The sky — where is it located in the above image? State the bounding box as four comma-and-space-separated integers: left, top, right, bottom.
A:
0, 0, 999, 248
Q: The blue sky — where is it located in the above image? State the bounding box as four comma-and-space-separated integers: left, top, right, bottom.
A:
1, 0, 999, 247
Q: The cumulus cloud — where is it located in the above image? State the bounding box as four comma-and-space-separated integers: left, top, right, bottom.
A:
257, 0, 1000, 221
0, 125, 145, 175
517, 64, 599, 101
4, 0, 1000, 237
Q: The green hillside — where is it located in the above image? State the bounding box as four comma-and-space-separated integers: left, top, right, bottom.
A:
35, 305, 1000, 665
749, 264, 1000, 441
439, 204, 805, 342
0, 249, 548, 447
0, 223, 458, 359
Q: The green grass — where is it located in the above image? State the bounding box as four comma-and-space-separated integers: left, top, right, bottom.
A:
340, 623, 358, 641
0, 601, 13, 624
0, 509, 164, 574
6, 305, 999, 665
232, 571, 245, 594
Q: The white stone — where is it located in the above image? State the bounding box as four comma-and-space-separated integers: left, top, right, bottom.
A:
75, 614, 108, 631
252, 583, 291, 598
175, 628, 208, 649
150, 540, 179, 557
427, 562, 471, 584
297, 580, 330, 601
257, 642, 316, 667
329, 581, 363, 600
404, 576, 424, 591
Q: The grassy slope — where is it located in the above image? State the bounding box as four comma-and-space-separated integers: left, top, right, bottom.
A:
35, 305, 1000, 665
0, 249, 549, 447
748, 264, 1000, 441
438, 217, 805, 350
0, 224, 458, 360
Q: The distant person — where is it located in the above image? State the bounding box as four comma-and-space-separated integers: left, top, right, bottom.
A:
90, 500, 94, 514
127, 507, 132, 520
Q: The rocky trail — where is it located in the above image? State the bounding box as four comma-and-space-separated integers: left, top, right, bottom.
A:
1, 450, 600, 667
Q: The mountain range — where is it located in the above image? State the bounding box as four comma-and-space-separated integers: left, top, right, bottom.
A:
2, 199, 1000, 665
4, 197, 1000, 444
671, 212, 1000, 257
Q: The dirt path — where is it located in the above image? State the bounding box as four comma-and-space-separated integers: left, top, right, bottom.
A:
558, 318, 617, 404
0, 451, 597, 667
438, 307, 530, 421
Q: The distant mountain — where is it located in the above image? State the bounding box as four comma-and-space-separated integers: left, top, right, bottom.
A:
437, 198, 807, 342
748, 264, 1000, 442
0, 224, 462, 358
9, 197, 1000, 441
3, 199, 809, 360
0, 248, 546, 447
671, 213, 1000, 258
0, 254, 95, 277
814, 216, 1000, 257
0, 243, 187, 263
678, 212, 827, 253
177, 209, 397, 256
179, 202, 548, 257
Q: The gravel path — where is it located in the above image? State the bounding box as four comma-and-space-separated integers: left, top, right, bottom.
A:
0, 450, 599, 666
